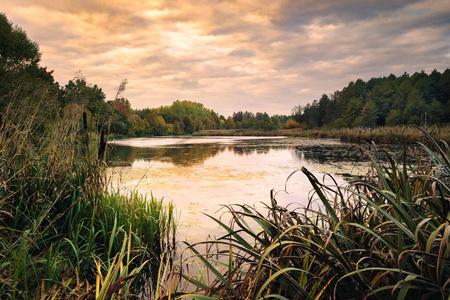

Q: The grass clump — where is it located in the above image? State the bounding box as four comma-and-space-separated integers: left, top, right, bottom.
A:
180, 128, 450, 299
0, 101, 177, 299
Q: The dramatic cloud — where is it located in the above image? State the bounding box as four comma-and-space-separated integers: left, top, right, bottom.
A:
229, 48, 256, 58
2, 0, 450, 116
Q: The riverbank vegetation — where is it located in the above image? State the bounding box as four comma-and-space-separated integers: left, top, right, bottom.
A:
0, 101, 177, 298
194, 125, 450, 145
178, 129, 450, 299
0, 14, 177, 298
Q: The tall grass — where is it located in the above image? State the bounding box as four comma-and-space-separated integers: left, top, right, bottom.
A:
0, 99, 177, 298
194, 125, 450, 145
99, 190, 178, 296
337, 125, 450, 145
180, 128, 450, 299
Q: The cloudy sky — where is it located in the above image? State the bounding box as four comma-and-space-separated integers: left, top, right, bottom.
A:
2, 0, 450, 116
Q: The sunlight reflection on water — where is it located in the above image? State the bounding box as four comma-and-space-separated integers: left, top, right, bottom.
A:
107, 136, 366, 243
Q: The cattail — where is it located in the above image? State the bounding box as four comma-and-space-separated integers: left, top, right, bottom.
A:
83, 112, 89, 147
98, 128, 106, 160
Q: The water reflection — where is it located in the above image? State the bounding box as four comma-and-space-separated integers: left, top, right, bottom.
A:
294, 144, 363, 164
108, 137, 372, 170
109, 143, 228, 166
107, 137, 364, 242
108, 137, 416, 245
231, 145, 273, 156
109, 138, 292, 166
294, 144, 368, 181
107, 137, 376, 177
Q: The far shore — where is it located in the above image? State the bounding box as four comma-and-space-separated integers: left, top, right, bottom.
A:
193, 125, 450, 145
108, 125, 450, 145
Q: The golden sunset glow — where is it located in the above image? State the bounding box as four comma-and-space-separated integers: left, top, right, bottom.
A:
2, 0, 450, 115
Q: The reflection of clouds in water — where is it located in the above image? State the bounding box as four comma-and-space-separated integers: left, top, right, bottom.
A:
108, 137, 366, 242
111, 140, 291, 165
110, 143, 227, 166
111, 136, 286, 148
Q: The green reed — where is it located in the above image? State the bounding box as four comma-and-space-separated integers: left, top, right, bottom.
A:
0, 101, 177, 298
180, 128, 450, 299
100, 191, 176, 254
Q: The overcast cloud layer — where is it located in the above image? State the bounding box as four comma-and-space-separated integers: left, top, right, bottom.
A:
2, 0, 450, 116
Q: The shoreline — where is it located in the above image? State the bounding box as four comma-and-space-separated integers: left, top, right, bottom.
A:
107, 125, 450, 146
193, 125, 450, 145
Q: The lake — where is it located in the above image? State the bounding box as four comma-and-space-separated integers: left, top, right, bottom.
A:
107, 136, 367, 243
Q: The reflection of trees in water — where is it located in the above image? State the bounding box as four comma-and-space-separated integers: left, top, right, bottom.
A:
160, 145, 226, 166
109, 142, 364, 168
230, 145, 286, 156
109, 142, 293, 166
294, 145, 364, 165
108, 144, 227, 166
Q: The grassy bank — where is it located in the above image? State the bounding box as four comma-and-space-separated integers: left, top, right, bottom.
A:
194, 125, 450, 145
177, 129, 450, 299
0, 103, 176, 298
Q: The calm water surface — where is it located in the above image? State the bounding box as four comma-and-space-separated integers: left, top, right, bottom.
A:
107, 136, 366, 243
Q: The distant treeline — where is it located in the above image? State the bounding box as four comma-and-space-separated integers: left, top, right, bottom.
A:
135, 105, 290, 136
1, 13, 449, 138
291, 70, 450, 129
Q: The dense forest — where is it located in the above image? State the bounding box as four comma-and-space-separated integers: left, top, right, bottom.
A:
1, 13, 449, 139
291, 70, 450, 129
